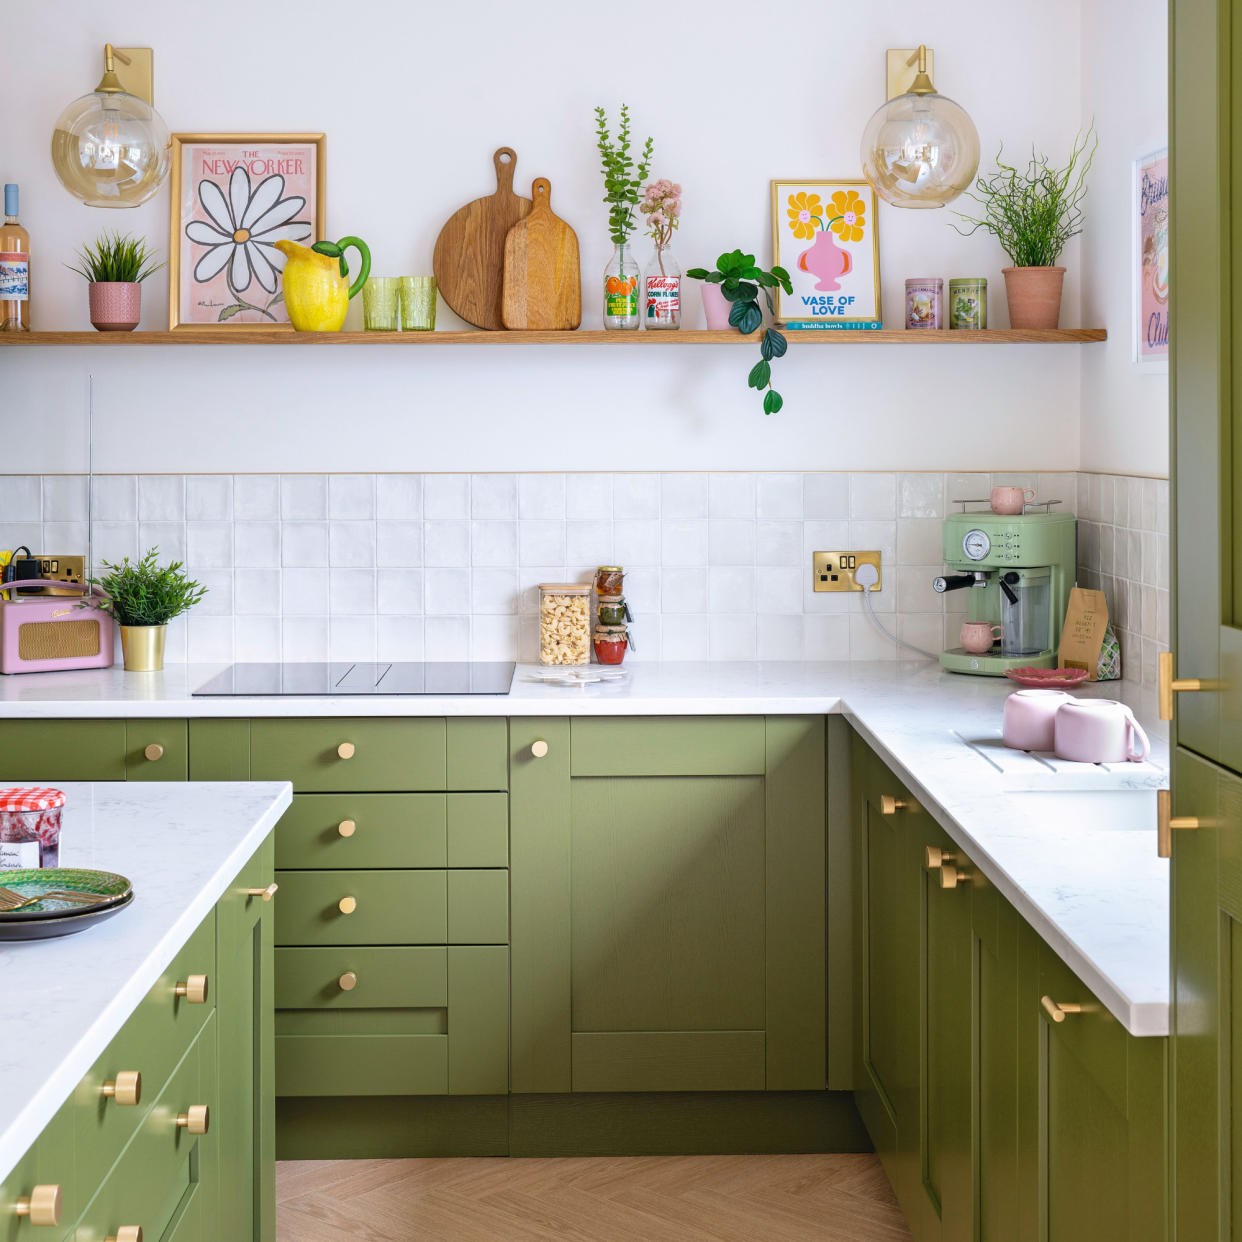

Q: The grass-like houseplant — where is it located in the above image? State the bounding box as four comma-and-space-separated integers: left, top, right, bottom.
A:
951, 127, 1097, 329
67, 231, 164, 332
89, 548, 205, 671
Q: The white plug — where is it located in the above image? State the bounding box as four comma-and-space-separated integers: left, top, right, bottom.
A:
855, 562, 880, 591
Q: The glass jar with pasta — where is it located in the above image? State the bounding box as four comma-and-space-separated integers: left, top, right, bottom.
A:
538, 584, 592, 665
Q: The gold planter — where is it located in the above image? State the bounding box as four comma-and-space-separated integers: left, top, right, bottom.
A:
120, 625, 166, 672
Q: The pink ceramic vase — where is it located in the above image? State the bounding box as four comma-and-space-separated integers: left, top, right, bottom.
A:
89, 282, 141, 332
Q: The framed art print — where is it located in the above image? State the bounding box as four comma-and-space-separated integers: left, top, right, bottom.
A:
771, 180, 881, 329
169, 133, 325, 329
1133, 147, 1169, 367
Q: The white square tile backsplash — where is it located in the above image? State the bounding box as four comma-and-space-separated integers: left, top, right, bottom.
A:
8, 470, 1164, 672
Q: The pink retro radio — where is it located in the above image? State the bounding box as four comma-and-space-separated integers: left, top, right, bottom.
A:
0, 580, 115, 674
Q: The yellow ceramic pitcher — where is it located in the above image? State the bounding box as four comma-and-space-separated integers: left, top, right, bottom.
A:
275, 236, 371, 332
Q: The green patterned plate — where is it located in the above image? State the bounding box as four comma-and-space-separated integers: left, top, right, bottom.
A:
0, 868, 133, 920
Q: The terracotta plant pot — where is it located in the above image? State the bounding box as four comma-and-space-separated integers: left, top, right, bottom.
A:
88, 282, 141, 332
1002, 266, 1066, 330
699, 281, 733, 330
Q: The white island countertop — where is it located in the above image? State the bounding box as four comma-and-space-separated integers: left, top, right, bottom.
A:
0, 780, 292, 1185
0, 661, 1171, 1036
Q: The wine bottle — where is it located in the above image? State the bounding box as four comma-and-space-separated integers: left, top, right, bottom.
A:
0, 184, 30, 331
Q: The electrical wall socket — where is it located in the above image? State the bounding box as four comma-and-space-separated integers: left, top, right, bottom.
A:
813, 550, 883, 592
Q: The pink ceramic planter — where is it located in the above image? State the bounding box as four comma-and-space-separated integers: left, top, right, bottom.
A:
88, 282, 141, 332
699, 281, 732, 330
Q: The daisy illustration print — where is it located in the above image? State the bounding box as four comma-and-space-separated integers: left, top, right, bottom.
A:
177, 142, 319, 325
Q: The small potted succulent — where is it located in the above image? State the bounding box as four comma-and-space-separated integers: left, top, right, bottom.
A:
67, 231, 164, 331
89, 548, 205, 672
951, 128, 1097, 330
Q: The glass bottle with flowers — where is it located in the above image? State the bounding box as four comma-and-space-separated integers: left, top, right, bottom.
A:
640, 179, 682, 330
595, 104, 653, 330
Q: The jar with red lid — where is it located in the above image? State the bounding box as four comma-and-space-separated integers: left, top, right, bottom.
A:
0, 787, 66, 869
592, 625, 630, 665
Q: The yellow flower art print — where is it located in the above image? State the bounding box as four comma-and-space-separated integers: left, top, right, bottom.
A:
786, 192, 824, 240
828, 190, 866, 243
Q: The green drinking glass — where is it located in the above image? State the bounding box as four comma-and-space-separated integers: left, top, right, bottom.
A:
362, 277, 399, 331
399, 276, 437, 332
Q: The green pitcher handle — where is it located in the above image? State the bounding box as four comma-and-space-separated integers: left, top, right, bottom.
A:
311, 236, 372, 298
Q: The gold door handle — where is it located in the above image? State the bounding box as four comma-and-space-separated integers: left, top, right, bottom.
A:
1157, 788, 1204, 858
174, 973, 209, 1004
246, 883, 279, 902
338, 896, 357, 915
176, 1105, 210, 1135
337, 818, 357, 838
107, 1229, 143, 1242
925, 845, 955, 870
1159, 651, 1220, 720
144, 743, 164, 761
14, 1185, 62, 1226
339, 971, 358, 991
101, 1071, 142, 1106
1041, 995, 1086, 1023
337, 741, 356, 760
940, 863, 970, 890
880, 795, 908, 816
530, 739, 549, 759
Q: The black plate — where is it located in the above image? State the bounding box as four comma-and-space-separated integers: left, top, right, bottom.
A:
0, 891, 134, 940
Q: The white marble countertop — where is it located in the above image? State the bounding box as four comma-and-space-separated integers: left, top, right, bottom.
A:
0, 780, 292, 1185
0, 661, 1171, 1036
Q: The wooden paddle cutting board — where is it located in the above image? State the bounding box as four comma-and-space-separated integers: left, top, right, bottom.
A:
433, 147, 531, 330
502, 178, 581, 331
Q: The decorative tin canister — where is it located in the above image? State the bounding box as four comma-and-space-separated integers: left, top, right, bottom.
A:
949, 277, 988, 329
905, 278, 943, 329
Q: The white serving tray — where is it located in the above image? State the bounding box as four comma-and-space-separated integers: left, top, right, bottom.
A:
954, 729, 1169, 791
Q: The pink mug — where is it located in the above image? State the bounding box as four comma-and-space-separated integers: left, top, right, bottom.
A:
991, 486, 1036, 515
1003, 689, 1073, 752
1053, 699, 1151, 763
960, 621, 1002, 654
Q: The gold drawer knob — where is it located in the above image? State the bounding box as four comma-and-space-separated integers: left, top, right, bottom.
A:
14, 1185, 62, 1227
940, 863, 970, 890
530, 739, 549, 759
246, 883, 279, 902
1040, 995, 1086, 1023
101, 1071, 142, 1106
107, 1229, 143, 1242
144, 743, 164, 762
338, 896, 357, 915
880, 795, 907, 816
337, 741, 356, 760
176, 1105, 210, 1135
339, 971, 358, 991
174, 974, 209, 1005
337, 818, 357, 838
925, 845, 955, 870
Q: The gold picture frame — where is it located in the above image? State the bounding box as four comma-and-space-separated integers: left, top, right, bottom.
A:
169, 132, 325, 330
770, 179, 882, 329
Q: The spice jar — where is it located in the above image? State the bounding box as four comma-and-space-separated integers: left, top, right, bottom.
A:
594, 566, 625, 596
948, 277, 987, 329
596, 595, 629, 626
905, 278, 943, 329
538, 584, 591, 665
593, 625, 629, 665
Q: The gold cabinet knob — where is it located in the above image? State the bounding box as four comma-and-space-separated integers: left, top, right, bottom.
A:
107, 1229, 143, 1242
940, 863, 970, 890
1158, 650, 1220, 720
144, 743, 164, 762
337, 741, 356, 760
1157, 788, 1205, 858
338, 896, 357, 915
14, 1185, 62, 1226
1040, 995, 1086, 1023
101, 1070, 142, 1107
925, 845, 955, 870
174, 974, 209, 1005
246, 883, 279, 902
176, 1105, 210, 1135
337, 818, 357, 838
880, 795, 907, 816
339, 971, 358, 992
530, 739, 549, 759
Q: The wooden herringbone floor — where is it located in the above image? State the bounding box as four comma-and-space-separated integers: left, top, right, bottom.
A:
275, 1154, 912, 1241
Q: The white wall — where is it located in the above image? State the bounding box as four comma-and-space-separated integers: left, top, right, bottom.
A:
1079, 0, 1169, 477
1, 0, 1092, 475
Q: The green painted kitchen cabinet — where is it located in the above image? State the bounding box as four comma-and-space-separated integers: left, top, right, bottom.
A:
0, 720, 187, 782
510, 716, 826, 1095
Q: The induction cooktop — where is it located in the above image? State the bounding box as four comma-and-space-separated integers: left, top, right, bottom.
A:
192, 662, 516, 697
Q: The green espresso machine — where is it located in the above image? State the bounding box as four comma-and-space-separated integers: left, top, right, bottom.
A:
932, 507, 1078, 675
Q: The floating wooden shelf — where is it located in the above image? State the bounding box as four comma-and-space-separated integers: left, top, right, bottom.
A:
0, 327, 1106, 346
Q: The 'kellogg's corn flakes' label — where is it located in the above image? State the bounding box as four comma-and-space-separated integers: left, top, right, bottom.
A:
605, 273, 638, 318
645, 276, 680, 322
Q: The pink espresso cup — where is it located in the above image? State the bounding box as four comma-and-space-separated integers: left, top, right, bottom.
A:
960, 621, 1003, 654
991, 486, 1036, 515
1002, 689, 1073, 752
1053, 699, 1151, 763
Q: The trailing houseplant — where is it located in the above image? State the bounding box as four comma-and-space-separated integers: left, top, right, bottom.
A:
67, 231, 164, 332
687, 250, 792, 414
950, 127, 1097, 329
88, 548, 205, 672
595, 104, 654, 330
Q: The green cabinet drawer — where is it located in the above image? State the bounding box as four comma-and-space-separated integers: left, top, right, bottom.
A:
274, 870, 448, 946
445, 719, 509, 791
0, 1097, 75, 1242
275, 946, 447, 1009
447, 793, 509, 867
250, 718, 447, 791
275, 793, 448, 869
570, 717, 767, 777
124, 719, 188, 781
275, 1033, 449, 1097
73, 914, 217, 1192
448, 870, 509, 944
0, 720, 125, 782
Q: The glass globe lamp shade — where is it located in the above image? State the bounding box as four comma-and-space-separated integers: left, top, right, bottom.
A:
51, 88, 171, 208
861, 89, 980, 209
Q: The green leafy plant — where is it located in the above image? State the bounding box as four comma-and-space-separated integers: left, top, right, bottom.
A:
686, 250, 793, 415
595, 104, 654, 246
66, 231, 165, 284
951, 127, 1098, 267
88, 548, 206, 627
